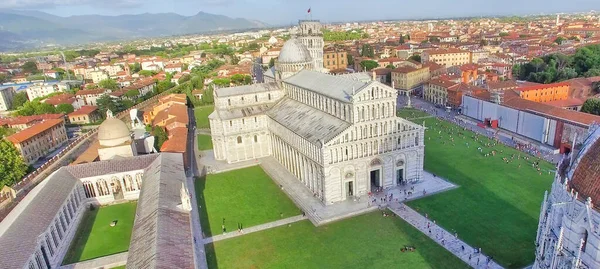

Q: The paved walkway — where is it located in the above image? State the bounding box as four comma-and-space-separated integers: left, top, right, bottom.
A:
203, 215, 307, 244
388, 204, 504, 269
199, 150, 261, 174
58, 252, 127, 269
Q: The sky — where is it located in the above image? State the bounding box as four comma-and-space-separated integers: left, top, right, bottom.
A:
1, 0, 599, 25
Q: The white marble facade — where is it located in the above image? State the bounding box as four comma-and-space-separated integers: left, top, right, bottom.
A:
209, 20, 424, 205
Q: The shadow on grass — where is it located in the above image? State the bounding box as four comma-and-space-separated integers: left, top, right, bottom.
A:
194, 174, 218, 268
408, 162, 540, 268
62, 205, 99, 265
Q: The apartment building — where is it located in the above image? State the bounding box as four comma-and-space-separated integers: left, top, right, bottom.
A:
26, 82, 70, 101
76, 88, 108, 106
422, 48, 471, 67
424, 78, 460, 106
6, 119, 68, 164
89, 70, 110, 83
516, 82, 570, 103
391, 66, 431, 91
323, 49, 347, 70
68, 105, 101, 124
0, 86, 15, 111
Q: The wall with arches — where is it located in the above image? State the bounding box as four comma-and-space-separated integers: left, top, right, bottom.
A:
80, 170, 145, 205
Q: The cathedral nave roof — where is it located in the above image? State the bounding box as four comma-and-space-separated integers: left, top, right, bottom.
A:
283, 70, 368, 103
215, 82, 280, 97
267, 98, 350, 145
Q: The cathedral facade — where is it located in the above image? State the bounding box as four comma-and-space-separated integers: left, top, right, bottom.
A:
534, 125, 600, 269
209, 20, 425, 205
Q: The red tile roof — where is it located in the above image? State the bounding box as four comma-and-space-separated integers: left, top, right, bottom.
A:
516, 81, 570, 92
0, 114, 64, 127
76, 88, 107, 96
6, 119, 64, 144
44, 94, 75, 106
68, 106, 98, 117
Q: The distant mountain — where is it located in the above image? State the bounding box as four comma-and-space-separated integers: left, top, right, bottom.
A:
0, 10, 268, 51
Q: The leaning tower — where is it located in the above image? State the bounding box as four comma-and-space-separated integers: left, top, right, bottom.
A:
298, 20, 324, 71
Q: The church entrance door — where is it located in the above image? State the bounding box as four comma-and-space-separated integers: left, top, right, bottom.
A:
396, 169, 405, 185
370, 169, 381, 192
345, 181, 354, 198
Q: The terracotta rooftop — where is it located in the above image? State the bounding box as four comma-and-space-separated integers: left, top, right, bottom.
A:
44, 94, 75, 106
76, 88, 107, 96
516, 81, 570, 92
392, 66, 427, 74
486, 80, 518, 91
160, 128, 187, 153
68, 106, 98, 117
429, 78, 459, 89
0, 114, 64, 127
424, 48, 468, 55
71, 140, 100, 165
6, 119, 64, 144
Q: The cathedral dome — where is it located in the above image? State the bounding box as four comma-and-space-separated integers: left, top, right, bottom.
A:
278, 38, 313, 64
569, 127, 600, 205
98, 117, 131, 147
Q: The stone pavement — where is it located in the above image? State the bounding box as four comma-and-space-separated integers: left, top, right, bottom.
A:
260, 157, 457, 226
203, 215, 307, 244
198, 150, 261, 174
58, 252, 127, 269
388, 204, 504, 269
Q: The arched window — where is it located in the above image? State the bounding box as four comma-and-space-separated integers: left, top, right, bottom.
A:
583, 230, 589, 252
254, 135, 258, 143
237, 136, 242, 144
83, 181, 96, 198
96, 179, 109, 196
135, 173, 143, 190
124, 175, 134, 192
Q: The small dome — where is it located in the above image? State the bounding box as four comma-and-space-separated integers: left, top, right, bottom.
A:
278, 38, 313, 64
98, 118, 131, 147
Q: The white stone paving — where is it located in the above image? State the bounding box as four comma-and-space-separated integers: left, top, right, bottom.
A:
203, 215, 307, 244
388, 204, 504, 269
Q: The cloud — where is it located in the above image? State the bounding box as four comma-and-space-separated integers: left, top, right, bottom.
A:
0, 0, 144, 9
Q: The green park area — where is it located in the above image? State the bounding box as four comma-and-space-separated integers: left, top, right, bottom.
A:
397, 108, 431, 120
197, 134, 213, 150
195, 166, 301, 237
194, 105, 214, 129
206, 211, 468, 269
62, 202, 137, 264
405, 115, 554, 268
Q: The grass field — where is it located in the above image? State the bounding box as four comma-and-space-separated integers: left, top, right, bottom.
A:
194, 105, 214, 129
63, 202, 137, 264
207, 211, 468, 269
406, 117, 554, 268
197, 134, 213, 150
195, 166, 301, 237
397, 108, 431, 119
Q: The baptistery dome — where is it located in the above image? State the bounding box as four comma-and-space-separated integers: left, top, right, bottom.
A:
278, 38, 313, 64
98, 117, 131, 147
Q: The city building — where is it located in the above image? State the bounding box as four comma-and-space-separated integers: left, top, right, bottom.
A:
424, 79, 459, 106
323, 49, 347, 70
68, 106, 101, 124
89, 70, 109, 83
391, 66, 431, 91
75, 88, 108, 107
97, 114, 137, 161
0, 86, 15, 111
533, 125, 600, 269
422, 48, 471, 67
26, 82, 71, 101
516, 82, 570, 103
44, 93, 80, 110
211, 20, 425, 205
6, 119, 68, 164
446, 83, 486, 108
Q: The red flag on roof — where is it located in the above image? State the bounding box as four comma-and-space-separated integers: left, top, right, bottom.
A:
307, 8, 311, 13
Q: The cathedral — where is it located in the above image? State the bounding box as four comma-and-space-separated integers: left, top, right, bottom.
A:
209, 20, 425, 205
534, 125, 600, 269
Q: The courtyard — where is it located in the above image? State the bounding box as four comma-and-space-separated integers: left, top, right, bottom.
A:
206, 211, 468, 269
195, 166, 302, 237
62, 202, 137, 264
405, 116, 554, 268
197, 134, 213, 150
194, 105, 214, 129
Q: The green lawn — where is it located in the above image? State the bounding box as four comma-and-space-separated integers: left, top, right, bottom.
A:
62, 202, 137, 264
407, 118, 554, 268
110, 266, 126, 269
207, 211, 468, 269
197, 134, 213, 150
195, 105, 214, 129
195, 166, 301, 237
397, 108, 431, 119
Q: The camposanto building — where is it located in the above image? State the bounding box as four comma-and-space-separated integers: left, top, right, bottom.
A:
209, 20, 425, 205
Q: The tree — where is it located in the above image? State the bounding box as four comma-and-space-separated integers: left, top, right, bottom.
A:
399, 35, 405, 44
98, 79, 119, 90
231, 55, 240, 65
11, 92, 28, 109
592, 81, 600, 94
16, 100, 56, 116
153, 126, 169, 151
584, 68, 600, 78
385, 64, 395, 69
201, 52, 207, 58
428, 37, 440, 43
0, 73, 7, 83
178, 74, 191, 84
361, 44, 374, 57
129, 62, 142, 73
21, 61, 38, 74
55, 104, 74, 114
479, 39, 488, 46
554, 37, 567, 45
213, 78, 231, 87
408, 55, 422, 63
97, 94, 124, 117
191, 75, 204, 89
581, 98, 600, 116
359, 60, 379, 71
138, 70, 156, 77
347, 54, 355, 66
268, 58, 275, 68
125, 89, 140, 98
0, 140, 29, 189
499, 32, 510, 37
